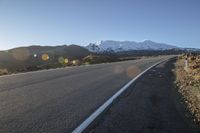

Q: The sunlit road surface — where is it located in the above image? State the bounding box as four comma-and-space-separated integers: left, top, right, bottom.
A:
0, 56, 172, 133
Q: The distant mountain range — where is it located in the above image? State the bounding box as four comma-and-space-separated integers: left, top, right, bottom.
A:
0, 40, 199, 74
86, 40, 179, 53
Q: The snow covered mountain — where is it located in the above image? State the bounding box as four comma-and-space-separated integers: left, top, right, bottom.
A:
86, 40, 179, 53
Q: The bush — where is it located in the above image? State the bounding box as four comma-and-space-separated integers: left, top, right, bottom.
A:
0, 68, 9, 76
82, 55, 114, 64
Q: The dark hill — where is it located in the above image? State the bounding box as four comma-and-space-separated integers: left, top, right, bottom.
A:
0, 45, 91, 73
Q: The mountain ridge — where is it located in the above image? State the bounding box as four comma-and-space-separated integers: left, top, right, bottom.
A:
0, 41, 199, 75
86, 40, 179, 53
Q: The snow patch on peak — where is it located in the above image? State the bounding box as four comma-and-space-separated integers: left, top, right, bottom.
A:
95, 40, 102, 46
86, 40, 178, 53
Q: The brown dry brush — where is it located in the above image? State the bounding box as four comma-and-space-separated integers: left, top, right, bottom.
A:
175, 54, 200, 123
0, 68, 9, 76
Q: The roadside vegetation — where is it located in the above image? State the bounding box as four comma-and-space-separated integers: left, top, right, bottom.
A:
175, 53, 200, 123
0, 68, 9, 76
0, 53, 133, 76
0, 45, 190, 76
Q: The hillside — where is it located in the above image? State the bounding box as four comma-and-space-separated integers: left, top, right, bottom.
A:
0, 41, 199, 76
0, 45, 91, 73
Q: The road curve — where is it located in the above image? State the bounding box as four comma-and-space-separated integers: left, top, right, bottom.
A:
0, 56, 171, 133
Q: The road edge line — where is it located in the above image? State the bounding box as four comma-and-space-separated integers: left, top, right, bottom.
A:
72, 57, 172, 133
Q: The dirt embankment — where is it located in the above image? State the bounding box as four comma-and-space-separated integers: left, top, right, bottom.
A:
175, 54, 200, 123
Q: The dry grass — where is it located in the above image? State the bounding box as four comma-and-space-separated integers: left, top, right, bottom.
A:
175, 54, 200, 123
0, 68, 9, 76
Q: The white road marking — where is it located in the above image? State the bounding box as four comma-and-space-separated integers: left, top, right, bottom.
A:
72, 57, 172, 133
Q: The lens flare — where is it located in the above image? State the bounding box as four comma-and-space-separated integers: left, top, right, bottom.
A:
64, 58, 69, 64
33, 54, 37, 58
72, 60, 76, 65
58, 57, 65, 64
42, 54, 50, 61
126, 65, 141, 78
72, 60, 80, 65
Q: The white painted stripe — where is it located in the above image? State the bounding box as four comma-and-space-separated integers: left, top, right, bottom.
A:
72, 57, 172, 133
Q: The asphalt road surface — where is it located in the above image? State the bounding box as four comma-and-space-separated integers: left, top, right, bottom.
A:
91, 59, 199, 133
0, 56, 171, 133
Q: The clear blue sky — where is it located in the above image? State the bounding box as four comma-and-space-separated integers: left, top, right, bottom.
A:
0, 0, 199, 50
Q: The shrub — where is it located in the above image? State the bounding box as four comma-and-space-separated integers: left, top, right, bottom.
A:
0, 68, 9, 76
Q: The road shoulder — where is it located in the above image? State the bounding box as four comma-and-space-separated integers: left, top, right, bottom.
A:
89, 59, 200, 133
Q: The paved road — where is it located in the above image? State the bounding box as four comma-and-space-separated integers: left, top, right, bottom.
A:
91, 59, 199, 133
0, 56, 170, 133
